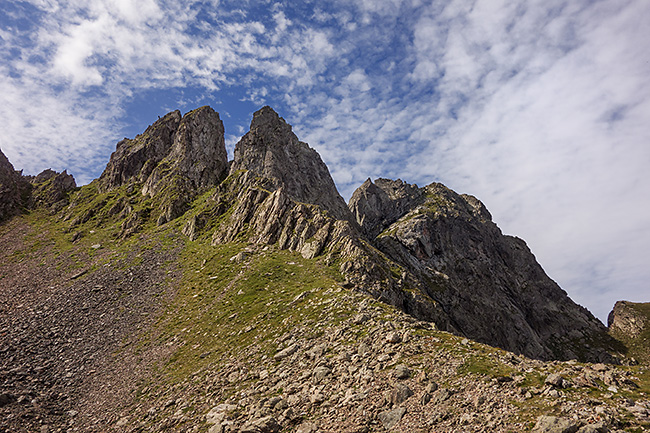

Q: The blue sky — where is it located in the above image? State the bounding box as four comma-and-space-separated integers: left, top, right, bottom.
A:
1, 0, 649, 322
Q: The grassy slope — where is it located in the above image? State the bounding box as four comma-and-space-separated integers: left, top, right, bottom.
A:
4, 180, 650, 432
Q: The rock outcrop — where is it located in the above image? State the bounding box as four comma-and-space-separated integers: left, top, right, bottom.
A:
0, 148, 77, 220
29, 169, 77, 212
99, 110, 182, 190
608, 301, 648, 339
0, 148, 31, 222
350, 178, 618, 361
349, 178, 424, 239
229, 106, 352, 223
99, 106, 228, 225
608, 301, 650, 363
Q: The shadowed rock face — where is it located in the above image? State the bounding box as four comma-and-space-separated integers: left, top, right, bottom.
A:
99, 110, 182, 190
230, 106, 353, 224
350, 178, 618, 361
0, 149, 31, 222
142, 106, 228, 198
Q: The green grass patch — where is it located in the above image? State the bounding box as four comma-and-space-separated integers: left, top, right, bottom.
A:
458, 353, 517, 379
152, 239, 347, 381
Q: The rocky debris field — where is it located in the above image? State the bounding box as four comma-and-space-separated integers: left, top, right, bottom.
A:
1, 215, 649, 433
120, 293, 650, 433
0, 216, 183, 433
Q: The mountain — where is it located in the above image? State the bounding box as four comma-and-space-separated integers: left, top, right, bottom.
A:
0, 106, 648, 433
99, 106, 228, 226
229, 106, 352, 224
349, 178, 615, 361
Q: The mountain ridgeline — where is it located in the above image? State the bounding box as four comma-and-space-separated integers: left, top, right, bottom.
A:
0, 105, 621, 363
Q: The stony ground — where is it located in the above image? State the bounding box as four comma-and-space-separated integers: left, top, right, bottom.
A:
1, 213, 649, 433
121, 293, 650, 433
0, 216, 183, 432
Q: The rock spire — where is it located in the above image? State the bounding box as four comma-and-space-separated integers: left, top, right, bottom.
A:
0, 148, 31, 221
230, 106, 353, 223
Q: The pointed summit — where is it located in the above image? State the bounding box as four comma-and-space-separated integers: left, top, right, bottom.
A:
96, 106, 228, 226
99, 110, 182, 190
249, 105, 293, 134
230, 106, 353, 223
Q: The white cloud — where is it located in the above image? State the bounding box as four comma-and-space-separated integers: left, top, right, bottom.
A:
2, 0, 649, 323
0, 71, 119, 184
273, 10, 290, 33
2, 0, 341, 176
287, 0, 650, 322
397, 0, 650, 321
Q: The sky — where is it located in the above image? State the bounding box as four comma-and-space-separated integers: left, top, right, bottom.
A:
1, 0, 649, 323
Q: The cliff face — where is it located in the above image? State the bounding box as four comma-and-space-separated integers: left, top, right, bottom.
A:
608, 301, 650, 363
99, 106, 228, 225
98, 110, 182, 190
609, 301, 648, 338
0, 149, 77, 221
0, 149, 31, 221
349, 178, 618, 361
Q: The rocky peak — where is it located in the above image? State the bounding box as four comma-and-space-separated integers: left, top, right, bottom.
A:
99, 110, 181, 190
351, 178, 618, 361
608, 301, 648, 339
29, 168, 76, 212
608, 301, 650, 363
142, 106, 227, 197
0, 148, 31, 222
98, 106, 228, 225
348, 178, 424, 238
230, 106, 353, 223
249, 105, 293, 135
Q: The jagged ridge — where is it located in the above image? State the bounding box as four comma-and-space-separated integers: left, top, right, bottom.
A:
350, 179, 620, 361
0, 106, 621, 362
1, 105, 649, 433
